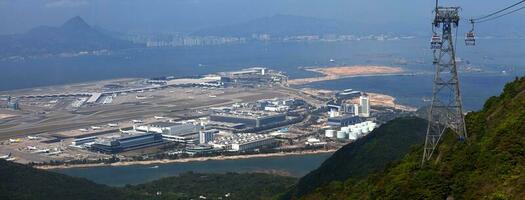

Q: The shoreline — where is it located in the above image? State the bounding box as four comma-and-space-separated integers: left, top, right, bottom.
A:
36, 149, 337, 170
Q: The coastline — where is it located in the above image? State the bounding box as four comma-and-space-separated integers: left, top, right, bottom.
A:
36, 149, 337, 170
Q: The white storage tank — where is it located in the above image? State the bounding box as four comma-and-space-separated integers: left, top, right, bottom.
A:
325, 130, 335, 138
336, 131, 347, 139
348, 131, 358, 140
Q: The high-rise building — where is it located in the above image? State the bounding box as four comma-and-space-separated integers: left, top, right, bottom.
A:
359, 95, 370, 117
199, 129, 218, 144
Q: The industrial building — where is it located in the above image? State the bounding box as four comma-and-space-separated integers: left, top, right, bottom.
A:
210, 133, 277, 151
71, 136, 97, 146
210, 112, 286, 128
135, 122, 201, 143
91, 132, 164, 154
327, 114, 362, 126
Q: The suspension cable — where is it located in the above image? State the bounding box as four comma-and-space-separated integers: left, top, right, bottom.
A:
471, 0, 525, 22
474, 4, 525, 24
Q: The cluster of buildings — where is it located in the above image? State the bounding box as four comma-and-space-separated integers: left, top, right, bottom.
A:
0, 96, 20, 110
326, 91, 370, 127
324, 90, 377, 142
145, 67, 287, 89
144, 36, 246, 47
71, 114, 282, 154
208, 98, 303, 131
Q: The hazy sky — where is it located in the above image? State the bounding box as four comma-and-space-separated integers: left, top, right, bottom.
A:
0, 0, 523, 34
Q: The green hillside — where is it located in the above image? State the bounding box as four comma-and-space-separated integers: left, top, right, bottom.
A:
300, 76, 525, 200
126, 172, 296, 200
0, 160, 296, 200
0, 160, 136, 200
284, 117, 428, 199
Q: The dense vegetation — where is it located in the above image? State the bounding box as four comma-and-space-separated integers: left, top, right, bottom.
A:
126, 172, 297, 200
283, 117, 428, 199
0, 160, 135, 200
300, 76, 525, 200
0, 160, 296, 200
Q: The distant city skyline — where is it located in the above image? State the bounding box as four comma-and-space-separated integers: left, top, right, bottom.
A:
0, 0, 522, 35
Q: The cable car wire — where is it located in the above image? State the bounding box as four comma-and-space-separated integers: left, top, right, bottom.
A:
471, 0, 525, 22
474, 4, 525, 24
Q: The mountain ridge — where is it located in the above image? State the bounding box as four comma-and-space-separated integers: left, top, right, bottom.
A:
0, 16, 140, 57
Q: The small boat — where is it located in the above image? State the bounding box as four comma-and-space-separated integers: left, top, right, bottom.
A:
150, 165, 159, 169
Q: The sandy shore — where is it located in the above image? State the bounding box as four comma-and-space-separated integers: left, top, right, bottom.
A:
366, 92, 417, 111
288, 65, 404, 85
36, 149, 337, 170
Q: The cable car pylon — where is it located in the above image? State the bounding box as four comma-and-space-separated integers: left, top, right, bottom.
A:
422, 6, 468, 165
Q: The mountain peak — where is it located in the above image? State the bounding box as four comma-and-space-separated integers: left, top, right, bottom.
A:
61, 16, 90, 30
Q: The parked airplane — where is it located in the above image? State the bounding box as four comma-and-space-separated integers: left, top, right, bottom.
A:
132, 120, 143, 123
0, 153, 11, 159
27, 136, 40, 140
47, 151, 62, 156
33, 149, 50, 154
107, 123, 119, 127
9, 138, 22, 143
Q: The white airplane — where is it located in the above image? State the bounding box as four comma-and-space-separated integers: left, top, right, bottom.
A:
132, 120, 143, 124
91, 126, 102, 130
0, 153, 11, 159
154, 116, 165, 120
27, 146, 37, 150
9, 138, 22, 143
79, 128, 89, 132
107, 123, 119, 127
33, 149, 50, 154
27, 136, 40, 140
48, 151, 62, 156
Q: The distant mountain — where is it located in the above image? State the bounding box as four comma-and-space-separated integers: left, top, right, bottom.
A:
282, 117, 428, 199
0, 16, 140, 57
296, 76, 525, 200
192, 15, 357, 37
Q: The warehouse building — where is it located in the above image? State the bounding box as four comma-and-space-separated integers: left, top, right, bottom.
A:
135, 122, 201, 143
328, 114, 362, 126
91, 132, 164, 154
210, 113, 286, 128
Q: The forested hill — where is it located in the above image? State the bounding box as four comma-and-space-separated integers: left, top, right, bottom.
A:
299, 76, 525, 200
0, 160, 296, 200
0, 160, 133, 200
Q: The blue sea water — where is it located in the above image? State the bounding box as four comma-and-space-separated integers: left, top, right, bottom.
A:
51, 153, 332, 186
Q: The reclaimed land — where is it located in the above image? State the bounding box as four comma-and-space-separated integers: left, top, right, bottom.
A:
288, 65, 404, 85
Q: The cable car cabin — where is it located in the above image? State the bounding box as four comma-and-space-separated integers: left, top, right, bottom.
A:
430, 35, 442, 49
465, 32, 476, 46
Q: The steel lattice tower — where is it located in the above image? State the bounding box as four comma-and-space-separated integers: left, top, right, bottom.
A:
422, 7, 468, 164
